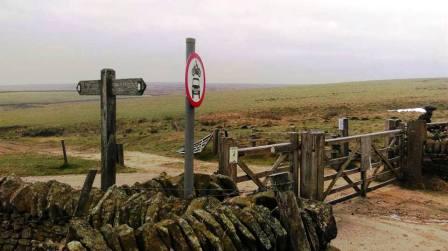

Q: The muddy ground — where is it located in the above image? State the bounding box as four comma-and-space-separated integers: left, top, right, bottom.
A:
1, 142, 448, 251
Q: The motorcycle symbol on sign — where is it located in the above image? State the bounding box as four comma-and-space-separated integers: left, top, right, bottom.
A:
191, 61, 201, 99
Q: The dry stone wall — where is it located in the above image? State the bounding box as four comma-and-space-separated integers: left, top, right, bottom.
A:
0, 173, 337, 251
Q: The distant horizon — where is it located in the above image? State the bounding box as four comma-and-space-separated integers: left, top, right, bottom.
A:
0, 76, 447, 87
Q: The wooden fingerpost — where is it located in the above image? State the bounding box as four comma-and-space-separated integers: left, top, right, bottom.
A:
289, 132, 300, 196
270, 172, 311, 251
300, 131, 325, 200
61, 140, 68, 165
405, 120, 426, 186
77, 69, 146, 191
73, 169, 97, 217
360, 136, 371, 197
101, 69, 117, 191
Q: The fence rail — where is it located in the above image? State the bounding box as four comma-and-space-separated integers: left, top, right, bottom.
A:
218, 119, 447, 204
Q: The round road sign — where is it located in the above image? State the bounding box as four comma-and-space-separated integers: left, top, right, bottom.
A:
185, 52, 206, 107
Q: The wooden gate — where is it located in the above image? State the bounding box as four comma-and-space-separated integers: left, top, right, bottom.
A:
322, 129, 404, 204
217, 133, 300, 194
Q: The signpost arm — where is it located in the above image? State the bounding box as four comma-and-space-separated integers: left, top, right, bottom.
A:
184, 38, 196, 198
100, 68, 117, 191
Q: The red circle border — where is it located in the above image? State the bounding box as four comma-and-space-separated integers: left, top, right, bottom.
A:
185, 52, 206, 107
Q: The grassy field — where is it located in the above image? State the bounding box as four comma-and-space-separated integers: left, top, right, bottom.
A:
0, 78, 447, 161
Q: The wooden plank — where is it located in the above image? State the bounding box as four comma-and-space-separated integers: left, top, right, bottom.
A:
372, 144, 401, 179
341, 174, 362, 193
290, 132, 300, 196
367, 177, 397, 192
329, 179, 363, 195
314, 132, 325, 200
111, 78, 146, 95
77, 78, 146, 96
300, 132, 312, 199
236, 167, 289, 183
237, 142, 292, 154
237, 160, 266, 190
322, 153, 355, 199
328, 191, 360, 205
262, 153, 287, 185
360, 136, 371, 197
324, 167, 361, 181
326, 129, 402, 144
300, 131, 325, 200
73, 169, 97, 217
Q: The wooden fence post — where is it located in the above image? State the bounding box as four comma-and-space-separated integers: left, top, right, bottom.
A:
218, 137, 237, 181
212, 128, 220, 155
116, 144, 124, 166
360, 136, 372, 197
289, 132, 300, 196
61, 140, 68, 165
300, 131, 325, 200
405, 120, 426, 185
73, 169, 97, 217
339, 117, 349, 156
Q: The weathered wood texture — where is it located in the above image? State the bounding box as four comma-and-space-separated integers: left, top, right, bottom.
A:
61, 140, 68, 165
101, 69, 117, 191
300, 131, 325, 200
73, 169, 97, 217
77, 78, 146, 96
339, 117, 349, 156
212, 128, 220, 155
289, 132, 300, 195
218, 137, 237, 180
405, 120, 426, 185
116, 143, 124, 166
360, 136, 371, 197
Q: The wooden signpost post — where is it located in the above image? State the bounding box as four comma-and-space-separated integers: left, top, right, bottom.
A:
184, 38, 206, 198
77, 69, 146, 191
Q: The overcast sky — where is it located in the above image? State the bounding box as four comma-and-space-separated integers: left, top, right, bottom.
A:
1, 0, 448, 85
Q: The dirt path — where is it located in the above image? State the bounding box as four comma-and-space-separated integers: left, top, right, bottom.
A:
331, 185, 448, 250
2, 141, 448, 250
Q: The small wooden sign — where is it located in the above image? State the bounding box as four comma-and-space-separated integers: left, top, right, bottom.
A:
77, 78, 146, 96
229, 147, 238, 164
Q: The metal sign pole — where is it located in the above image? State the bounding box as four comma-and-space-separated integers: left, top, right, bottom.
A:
184, 37, 196, 198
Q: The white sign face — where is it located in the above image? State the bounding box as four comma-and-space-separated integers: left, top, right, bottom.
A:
338, 118, 344, 130
229, 147, 238, 164
185, 52, 206, 107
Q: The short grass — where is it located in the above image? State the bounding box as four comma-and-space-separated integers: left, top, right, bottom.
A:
0, 153, 133, 176
0, 78, 447, 160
